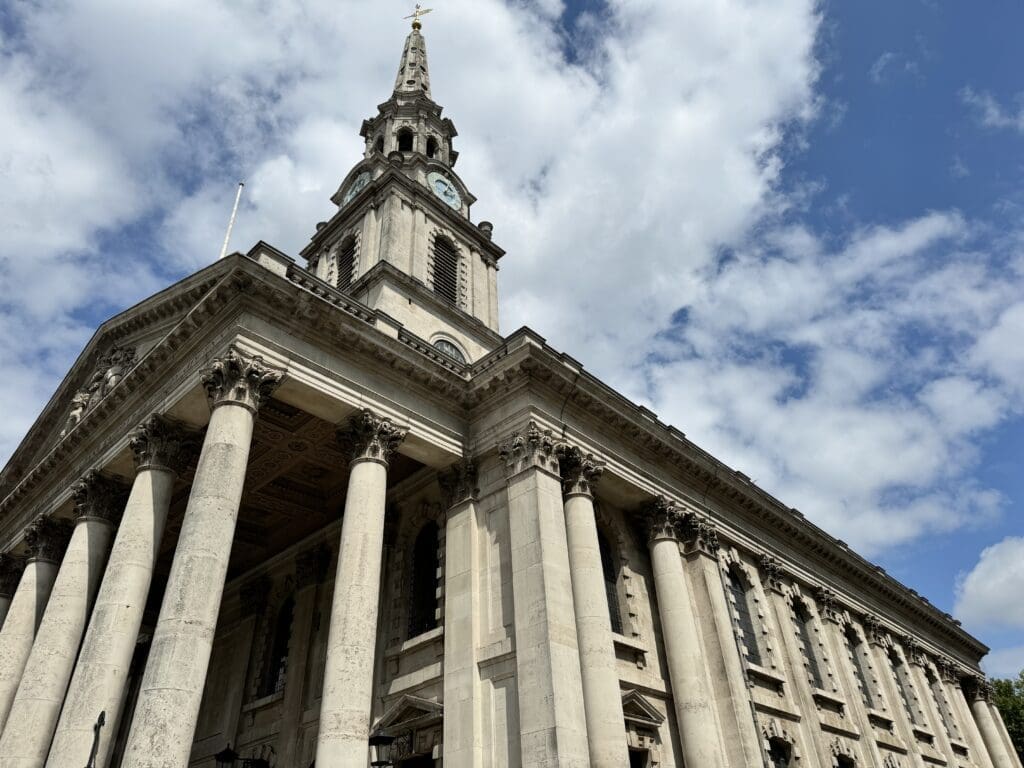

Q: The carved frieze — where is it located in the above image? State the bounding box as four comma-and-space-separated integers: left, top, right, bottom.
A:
201, 347, 284, 412
498, 420, 561, 477
129, 414, 199, 475
25, 516, 73, 563
72, 470, 129, 525
556, 444, 604, 498
641, 496, 680, 543
438, 458, 478, 508
336, 408, 408, 464
0, 554, 25, 597
296, 543, 332, 589
679, 511, 720, 555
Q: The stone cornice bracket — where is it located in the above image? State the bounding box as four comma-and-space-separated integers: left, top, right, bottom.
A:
72, 470, 129, 525
862, 614, 887, 647
902, 635, 927, 667
296, 543, 332, 590
25, 516, 73, 563
641, 496, 681, 544
815, 586, 840, 623
438, 458, 478, 508
758, 553, 785, 593
201, 347, 285, 414
555, 444, 604, 498
336, 408, 409, 466
678, 511, 720, 556
0, 554, 25, 598
498, 420, 561, 478
239, 574, 272, 617
129, 414, 200, 475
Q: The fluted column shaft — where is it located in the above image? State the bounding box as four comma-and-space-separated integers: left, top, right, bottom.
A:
0, 520, 69, 730
0, 472, 124, 767
970, 682, 1018, 768
645, 498, 725, 768
120, 348, 282, 768
47, 416, 193, 768
315, 409, 407, 768
558, 447, 629, 768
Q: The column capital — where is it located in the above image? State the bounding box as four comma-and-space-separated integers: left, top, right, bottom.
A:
0, 554, 24, 598
130, 414, 199, 475
336, 408, 409, 465
965, 675, 993, 703
438, 458, 478, 508
296, 543, 332, 589
72, 470, 129, 525
498, 420, 561, 477
758, 553, 785, 593
678, 511, 720, 555
201, 347, 284, 413
936, 657, 959, 684
25, 515, 73, 563
556, 445, 604, 498
862, 613, 887, 646
815, 586, 841, 623
902, 635, 927, 667
640, 496, 681, 543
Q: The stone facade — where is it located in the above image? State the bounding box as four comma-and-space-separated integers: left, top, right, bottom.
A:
0, 18, 1019, 768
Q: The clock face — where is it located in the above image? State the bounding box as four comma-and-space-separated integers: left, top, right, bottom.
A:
427, 171, 462, 210
342, 171, 371, 206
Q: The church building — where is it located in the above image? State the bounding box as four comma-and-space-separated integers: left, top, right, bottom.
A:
0, 14, 1019, 768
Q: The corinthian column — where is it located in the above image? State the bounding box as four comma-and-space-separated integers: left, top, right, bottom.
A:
47, 416, 196, 768
0, 471, 125, 765
557, 445, 629, 768
0, 556, 25, 630
968, 678, 1018, 768
0, 517, 70, 730
643, 497, 726, 768
120, 348, 283, 768
315, 409, 407, 768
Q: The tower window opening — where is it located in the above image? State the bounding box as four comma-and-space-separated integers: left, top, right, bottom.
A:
598, 528, 623, 634
836, 756, 856, 768
793, 599, 826, 690
628, 748, 650, 768
336, 237, 356, 289
845, 625, 877, 710
374, 135, 384, 153
408, 521, 440, 638
727, 568, 764, 667
426, 136, 438, 159
398, 129, 414, 152
431, 236, 459, 304
258, 595, 294, 698
768, 737, 793, 768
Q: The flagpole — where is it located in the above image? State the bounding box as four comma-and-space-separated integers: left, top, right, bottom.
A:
218, 181, 245, 260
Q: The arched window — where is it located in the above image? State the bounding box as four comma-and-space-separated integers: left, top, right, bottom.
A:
408, 522, 439, 637
597, 528, 623, 634
431, 236, 459, 304
845, 624, 877, 709
336, 236, 356, 289
432, 338, 466, 363
258, 595, 294, 697
889, 648, 920, 726
768, 737, 793, 768
374, 135, 385, 153
727, 568, 764, 667
398, 128, 414, 152
793, 598, 825, 690
426, 136, 438, 159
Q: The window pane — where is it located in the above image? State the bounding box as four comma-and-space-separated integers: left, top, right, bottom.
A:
728, 571, 763, 667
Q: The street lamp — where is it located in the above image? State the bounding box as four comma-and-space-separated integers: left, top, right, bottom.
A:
214, 744, 240, 768
369, 728, 396, 767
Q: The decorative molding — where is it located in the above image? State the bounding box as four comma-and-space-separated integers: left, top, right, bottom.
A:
129, 414, 199, 475
556, 444, 604, 498
335, 408, 409, 465
640, 496, 680, 543
759, 553, 785, 593
295, 544, 332, 589
240, 574, 273, 617
438, 458, 478, 508
201, 347, 284, 413
0, 554, 24, 597
678, 510, 720, 555
498, 420, 560, 477
25, 516, 73, 563
72, 470, 128, 524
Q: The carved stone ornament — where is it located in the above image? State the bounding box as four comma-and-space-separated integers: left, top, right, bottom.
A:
883, 754, 904, 768
498, 420, 560, 477
556, 444, 605, 498
862, 614, 887, 646
336, 408, 409, 465
678, 511, 720, 555
0, 554, 25, 597
72, 470, 129, 525
296, 543, 332, 589
60, 346, 138, 438
967, 676, 993, 703
438, 458, 478, 508
936, 657, 959, 684
641, 496, 680, 543
902, 636, 927, 667
758, 553, 785, 593
240, 574, 273, 617
815, 586, 840, 623
201, 347, 284, 413
129, 414, 199, 475
25, 516, 73, 563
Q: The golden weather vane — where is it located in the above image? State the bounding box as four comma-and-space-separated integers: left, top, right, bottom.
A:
404, 4, 433, 29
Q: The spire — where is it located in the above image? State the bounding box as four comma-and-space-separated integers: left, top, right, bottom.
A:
394, 10, 432, 98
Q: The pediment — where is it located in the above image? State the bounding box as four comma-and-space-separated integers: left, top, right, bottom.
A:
622, 690, 665, 727
375, 694, 443, 730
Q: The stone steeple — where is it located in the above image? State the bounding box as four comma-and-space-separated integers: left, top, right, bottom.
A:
393, 23, 431, 98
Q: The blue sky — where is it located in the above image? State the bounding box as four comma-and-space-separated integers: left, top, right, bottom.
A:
0, 0, 1022, 673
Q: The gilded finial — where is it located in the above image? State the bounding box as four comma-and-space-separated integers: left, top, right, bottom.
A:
404, 3, 433, 29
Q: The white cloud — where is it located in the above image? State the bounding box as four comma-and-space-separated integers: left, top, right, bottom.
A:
961, 87, 1024, 133
956, 537, 1024, 630
982, 645, 1024, 679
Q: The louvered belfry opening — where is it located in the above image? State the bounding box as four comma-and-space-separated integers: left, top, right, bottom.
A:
432, 236, 459, 304
337, 237, 356, 289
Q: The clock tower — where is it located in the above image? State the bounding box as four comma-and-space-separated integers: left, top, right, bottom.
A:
300, 15, 504, 364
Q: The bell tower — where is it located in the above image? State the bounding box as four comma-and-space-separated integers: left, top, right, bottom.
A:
300, 13, 504, 365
